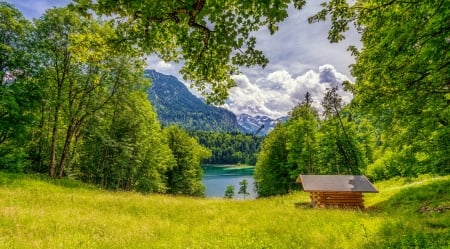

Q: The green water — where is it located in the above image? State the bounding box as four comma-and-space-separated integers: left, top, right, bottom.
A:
202, 164, 257, 199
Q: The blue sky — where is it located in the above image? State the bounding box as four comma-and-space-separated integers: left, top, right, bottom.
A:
7, 0, 361, 118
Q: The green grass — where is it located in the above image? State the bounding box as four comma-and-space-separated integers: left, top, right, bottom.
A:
0, 173, 449, 249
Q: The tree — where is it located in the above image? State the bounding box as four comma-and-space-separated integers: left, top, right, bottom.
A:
77, 90, 175, 193
164, 126, 211, 196
0, 1, 31, 84
32, 7, 147, 178
310, 0, 450, 175
255, 123, 292, 197
224, 185, 235, 199
73, 0, 307, 104
286, 94, 320, 175
0, 2, 36, 171
238, 179, 250, 200
321, 86, 363, 174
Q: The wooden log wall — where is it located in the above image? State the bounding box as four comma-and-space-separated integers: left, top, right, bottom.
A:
309, 192, 365, 209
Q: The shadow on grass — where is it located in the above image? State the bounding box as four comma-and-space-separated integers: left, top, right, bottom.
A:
294, 201, 312, 209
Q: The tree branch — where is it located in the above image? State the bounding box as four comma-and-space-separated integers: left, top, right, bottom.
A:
140, 0, 211, 48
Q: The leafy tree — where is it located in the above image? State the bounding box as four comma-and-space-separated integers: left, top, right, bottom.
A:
0, 2, 35, 171
77, 89, 175, 193
310, 0, 450, 175
224, 185, 235, 199
321, 87, 363, 174
0, 1, 31, 84
73, 0, 307, 104
238, 179, 250, 200
164, 126, 211, 196
32, 7, 147, 178
286, 94, 320, 175
255, 123, 292, 197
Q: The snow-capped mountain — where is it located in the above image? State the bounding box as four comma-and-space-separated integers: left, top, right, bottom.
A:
237, 114, 287, 136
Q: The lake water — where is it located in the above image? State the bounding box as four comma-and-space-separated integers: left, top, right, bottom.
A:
202, 165, 257, 199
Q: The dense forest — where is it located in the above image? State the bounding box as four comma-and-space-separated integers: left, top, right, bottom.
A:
191, 131, 262, 165
1, 0, 448, 200
0, 2, 212, 196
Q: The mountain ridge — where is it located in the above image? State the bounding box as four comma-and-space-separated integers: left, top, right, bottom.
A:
145, 70, 282, 135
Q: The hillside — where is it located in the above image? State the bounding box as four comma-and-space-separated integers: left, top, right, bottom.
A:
145, 70, 242, 132
1, 173, 448, 248
145, 70, 283, 135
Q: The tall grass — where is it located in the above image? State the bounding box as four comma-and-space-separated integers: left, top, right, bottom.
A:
0, 173, 448, 249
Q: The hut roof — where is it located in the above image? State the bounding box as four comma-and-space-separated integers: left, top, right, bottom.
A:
297, 175, 378, 193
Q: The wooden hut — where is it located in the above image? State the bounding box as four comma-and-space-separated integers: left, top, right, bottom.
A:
296, 175, 378, 209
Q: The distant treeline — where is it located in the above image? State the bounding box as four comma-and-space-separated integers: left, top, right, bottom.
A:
191, 131, 263, 165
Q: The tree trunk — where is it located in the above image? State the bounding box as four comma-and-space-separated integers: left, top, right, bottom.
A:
49, 104, 60, 178
57, 125, 75, 178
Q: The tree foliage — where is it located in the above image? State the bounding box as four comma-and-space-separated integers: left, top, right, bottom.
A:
164, 126, 211, 196
286, 97, 320, 175
255, 122, 291, 197
73, 0, 307, 104
77, 90, 175, 193
0, 2, 35, 171
255, 92, 372, 197
310, 0, 450, 176
238, 179, 250, 199
224, 185, 235, 199
31, 7, 151, 178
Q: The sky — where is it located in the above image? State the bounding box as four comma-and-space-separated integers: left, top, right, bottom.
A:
7, 0, 361, 118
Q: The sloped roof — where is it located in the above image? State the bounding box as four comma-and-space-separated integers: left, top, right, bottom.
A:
298, 175, 378, 193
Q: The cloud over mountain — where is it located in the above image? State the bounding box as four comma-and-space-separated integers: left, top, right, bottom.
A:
222, 64, 353, 118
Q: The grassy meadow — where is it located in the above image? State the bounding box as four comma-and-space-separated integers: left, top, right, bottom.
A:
0, 173, 449, 249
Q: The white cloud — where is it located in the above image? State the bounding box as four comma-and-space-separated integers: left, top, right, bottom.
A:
155, 60, 172, 70
146, 54, 183, 79
222, 64, 353, 118
241, 1, 361, 82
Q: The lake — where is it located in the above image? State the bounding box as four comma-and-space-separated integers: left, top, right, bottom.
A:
202, 164, 257, 199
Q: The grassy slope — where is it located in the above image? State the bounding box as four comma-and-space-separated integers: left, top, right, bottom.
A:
0, 173, 449, 249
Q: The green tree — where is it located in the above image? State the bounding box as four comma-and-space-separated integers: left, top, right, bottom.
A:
32, 7, 147, 178
224, 185, 235, 199
0, 2, 35, 171
310, 0, 450, 175
255, 123, 291, 197
73, 0, 307, 104
321, 87, 364, 174
0, 1, 31, 84
164, 126, 211, 196
238, 179, 250, 200
286, 94, 320, 175
77, 89, 175, 193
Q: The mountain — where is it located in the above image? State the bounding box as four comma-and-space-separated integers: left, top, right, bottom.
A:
145, 70, 242, 132
237, 114, 287, 136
